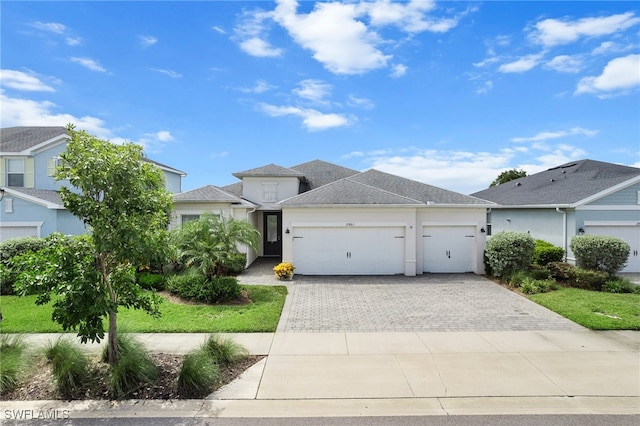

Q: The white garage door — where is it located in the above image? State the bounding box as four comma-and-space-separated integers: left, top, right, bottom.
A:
586, 225, 640, 273
292, 226, 405, 275
423, 226, 475, 273
0, 226, 38, 242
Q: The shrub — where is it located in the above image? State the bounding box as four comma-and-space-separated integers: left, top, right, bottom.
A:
104, 334, 158, 400
0, 335, 26, 394
601, 278, 640, 294
507, 270, 529, 288
203, 334, 248, 366
0, 264, 14, 296
177, 348, 220, 398
519, 277, 553, 295
573, 268, 609, 291
483, 231, 535, 278
273, 262, 295, 280
533, 240, 564, 266
45, 338, 89, 398
167, 272, 240, 303
0, 236, 47, 295
570, 235, 630, 276
529, 265, 552, 280
547, 262, 577, 283
136, 271, 166, 291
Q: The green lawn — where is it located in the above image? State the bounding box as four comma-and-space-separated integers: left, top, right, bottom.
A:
528, 286, 640, 330
0, 285, 287, 334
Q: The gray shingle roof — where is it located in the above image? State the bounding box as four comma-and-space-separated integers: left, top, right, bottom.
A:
290, 159, 360, 190
232, 163, 305, 179
7, 188, 63, 206
278, 176, 424, 206
221, 181, 243, 197
0, 126, 67, 152
471, 159, 640, 206
352, 169, 493, 205
173, 185, 243, 203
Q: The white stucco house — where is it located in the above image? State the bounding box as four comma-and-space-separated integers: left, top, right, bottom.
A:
172, 160, 494, 276
471, 159, 640, 273
0, 126, 186, 241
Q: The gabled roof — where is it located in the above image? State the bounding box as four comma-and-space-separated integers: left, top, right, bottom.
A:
290, 159, 360, 190
142, 157, 186, 176
471, 159, 640, 206
352, 169, 493, 206
278, 175, 424, 206
232, 163, 305, 179
4, 187, 63, 209
173, 185, 245, 203
0, 126, 68, 153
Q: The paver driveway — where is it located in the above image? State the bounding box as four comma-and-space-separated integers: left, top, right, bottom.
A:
277, 274, 583, 332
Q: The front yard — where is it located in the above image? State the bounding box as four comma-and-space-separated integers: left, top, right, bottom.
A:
0, 285, 287, 334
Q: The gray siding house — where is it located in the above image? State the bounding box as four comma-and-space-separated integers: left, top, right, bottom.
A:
472, 159, 640, 273
0, 126, 185, 241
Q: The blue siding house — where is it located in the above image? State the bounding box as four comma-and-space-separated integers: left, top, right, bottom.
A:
472, 159, 640, 273
0, 126, 185, 241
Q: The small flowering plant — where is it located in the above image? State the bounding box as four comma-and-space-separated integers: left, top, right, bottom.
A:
273, 262, 295, 280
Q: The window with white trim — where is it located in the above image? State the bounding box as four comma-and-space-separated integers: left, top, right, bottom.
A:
6, 159, 24, 187
262, 183, 278, 202
181, 214, 201, 225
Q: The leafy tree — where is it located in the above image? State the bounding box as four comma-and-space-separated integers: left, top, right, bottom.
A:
490, 168, 527, 187
16, 125, 173, 365
172, 213, 260, 279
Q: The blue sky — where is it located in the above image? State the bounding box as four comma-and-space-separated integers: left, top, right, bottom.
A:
1, 1, 639, 194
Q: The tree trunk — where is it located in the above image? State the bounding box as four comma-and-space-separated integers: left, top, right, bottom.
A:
107, 308, 118, 365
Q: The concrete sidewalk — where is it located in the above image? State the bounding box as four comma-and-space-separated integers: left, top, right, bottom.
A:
5, 329, 639, 418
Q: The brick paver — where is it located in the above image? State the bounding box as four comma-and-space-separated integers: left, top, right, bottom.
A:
237, 260, 583, 333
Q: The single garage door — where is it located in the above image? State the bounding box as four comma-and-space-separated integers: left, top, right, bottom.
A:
0, 226, 38, 241
585, 224, 640, 273
423, 226, 475, 273
292, 226, 405, 275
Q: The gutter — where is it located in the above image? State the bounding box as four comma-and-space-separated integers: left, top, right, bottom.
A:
555, 207, 567, 261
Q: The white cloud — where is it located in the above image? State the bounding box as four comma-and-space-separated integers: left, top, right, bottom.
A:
293, 79, 332, 103
0, 69, 55, 92
390, 64, 408, 78
234, 9, 283, 58
139, 35, 158, 48
69, 57, 107, 73
30, 21, 67, 34
576, 54, 640, 96
498, 53, 545, 73
258, 103, 351, 131
347, 94, 375, 110
239, 80, 274, 94
475, 80, 493, 94
366, 0, 462, 33
530, 12, 640, 47
152, 68, 182, 78
511, 127, 598, 143
136, 130, 175, 153
544, 55, 583, 73
0, 91, 112, 139
212, 26, 226, 34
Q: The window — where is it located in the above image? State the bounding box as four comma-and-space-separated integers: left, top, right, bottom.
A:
6, 159, 24, 187
262, 183, 278, 202
181, 214, 200, 225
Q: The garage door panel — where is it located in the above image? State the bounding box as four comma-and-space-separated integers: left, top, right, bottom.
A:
423, 226, 474, 273
0, 226, 38, 241
293, 227, 405, 275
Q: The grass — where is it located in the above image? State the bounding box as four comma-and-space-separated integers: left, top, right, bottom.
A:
106, 334, 158, 399
0, 334, 27, 394
45, 338, 89, 397
202, 334, 248, 366
0, 285, 287, 334
528, 286, 640, 330
177, 347, 220, 398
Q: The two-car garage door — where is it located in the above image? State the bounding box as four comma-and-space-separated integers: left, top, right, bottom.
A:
292, 226, 405, 275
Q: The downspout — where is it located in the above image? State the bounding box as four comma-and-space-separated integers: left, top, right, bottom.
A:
555, 207, 567, 261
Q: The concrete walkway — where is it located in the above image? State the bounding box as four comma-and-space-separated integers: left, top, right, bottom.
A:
3, 263, 639, 419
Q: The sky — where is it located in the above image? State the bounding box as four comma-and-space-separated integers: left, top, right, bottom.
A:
1, 0, 639, 194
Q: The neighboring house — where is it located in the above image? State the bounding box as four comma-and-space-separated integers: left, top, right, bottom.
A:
0, 126, 185, 241
472, 159, 640, 273
172, 160, 493, 276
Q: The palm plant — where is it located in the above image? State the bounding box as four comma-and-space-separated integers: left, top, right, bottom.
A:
172, 213, 260, 279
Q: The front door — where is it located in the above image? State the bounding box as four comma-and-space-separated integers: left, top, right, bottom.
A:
263, 212, 282, 257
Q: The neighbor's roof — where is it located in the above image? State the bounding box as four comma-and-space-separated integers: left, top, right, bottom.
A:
0, 126, 68, 153
471, 159, 640, 206
279, 169, 494, 207
4, 187, 63, 208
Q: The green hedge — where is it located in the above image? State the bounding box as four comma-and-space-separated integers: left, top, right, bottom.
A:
0, 236, 48, 295
533, 240, 564, 266
167, 272, 241, 303
570, 235, 630, 275
484, 231, 535, 278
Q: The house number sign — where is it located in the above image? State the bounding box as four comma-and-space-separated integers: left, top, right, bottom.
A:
345, 222, 355, 227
